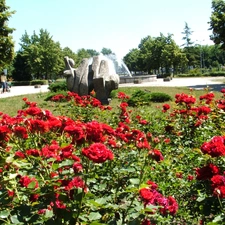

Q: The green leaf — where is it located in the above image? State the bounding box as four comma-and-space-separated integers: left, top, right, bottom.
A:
212, 214, 224, 222
59, 159, 74, 168
52, 162, 59, 170
12, 160, 32, 169
10, 215, 22, 224
6, 155, 14, 163
121, 167, 136, 173
89, 212, 102, 221
28, 181, 37, 189
129, 178, 140, 185
90, 222, 107, 225
0, 210, 9, 218
196, 196, 205, 202
44, 209, 54, 218
9, 173, 18, 179
95, 197, 107, 205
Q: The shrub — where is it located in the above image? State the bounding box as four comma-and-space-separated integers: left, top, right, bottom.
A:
30, 80, 48, 85
11, 81, 31, 86
2, 89, 225, 224
208, 71, 225, 76
44, 91, 68, 101
127, 90, 172, 106
11, 80, 48, 86
48, 81, 67, 92
149, 92, 172, 102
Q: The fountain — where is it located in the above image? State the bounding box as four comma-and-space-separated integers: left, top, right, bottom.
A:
103, 54, 132, 77
103, 54, 157, 84
63, 55, 120, 104
63, 53, 157, 104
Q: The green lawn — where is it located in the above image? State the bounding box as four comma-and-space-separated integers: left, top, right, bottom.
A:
0, 86, 222, 116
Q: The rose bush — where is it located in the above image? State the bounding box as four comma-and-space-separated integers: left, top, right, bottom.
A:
0, 89, 225, 224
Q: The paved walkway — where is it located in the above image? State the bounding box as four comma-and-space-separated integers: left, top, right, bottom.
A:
0, 77, 224, 99
119, 76, 225, 91
0, 85, 50, 99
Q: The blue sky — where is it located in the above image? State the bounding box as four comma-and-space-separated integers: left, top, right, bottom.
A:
7, 0, 214, 58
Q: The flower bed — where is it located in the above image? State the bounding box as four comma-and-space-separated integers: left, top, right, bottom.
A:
0, 90, 225, 224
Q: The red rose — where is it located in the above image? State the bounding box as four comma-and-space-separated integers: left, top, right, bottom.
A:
82, 143, 114, 163
162, 104, 170, 112
196, 163, 220, 180
19, 176, 39, 189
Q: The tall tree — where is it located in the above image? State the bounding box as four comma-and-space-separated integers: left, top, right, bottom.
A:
209, 0, 225, 49
140, 33, 187, 75
76, 48, 91, 66
86, 49, 99, 57
0, 0, 15, 70
124, 48, 144, 74
181, 22, 194, 47
12, 51, 32, 81
62, 47, 77, 61
101, 47, 114, 55
18, 29, 64, 80
138, 35, 151, 49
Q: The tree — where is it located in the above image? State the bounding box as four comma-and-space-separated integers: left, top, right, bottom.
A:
209, 0, 225, 49
62, 47, 77, 64
76, 48, 91, 66
86, 49, 99, 57
138, 35, 151, 49
123, 48, 144, 74
140, 33, 187, 75
18, 29, 64, 80
101, 47, 114, 55
0, 0, 15, 70
12, 51, 32, 81
181, 22, 194, 47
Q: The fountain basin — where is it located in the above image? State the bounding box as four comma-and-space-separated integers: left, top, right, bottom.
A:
119, 75, 157, 84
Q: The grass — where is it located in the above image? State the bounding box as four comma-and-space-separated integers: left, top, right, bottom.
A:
0, 86, 222, 117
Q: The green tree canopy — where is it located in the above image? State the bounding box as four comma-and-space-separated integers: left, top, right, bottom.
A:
18, 29, 64, 80
123, 48, 144, 74
209, 0, 225, 49
181, 22, 194, 47
0, 0, 15, 70
140, 33, 187, 75
101, 47, 114, 55
62, 47, 77, 64
76, 48, 91, 66
12, 51, 32, 81
86, 49, 99, 57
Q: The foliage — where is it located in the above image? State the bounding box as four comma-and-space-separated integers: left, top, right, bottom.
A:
11, 51, 32, 81
149, 92, 172, 102
76, 48, 91, 66
132, 33, 188, 75
48, 80, 67, 92
10, 80, 48, 86
0, 0, 15, 70
30, 80, 48, 85
209, 0, 225, 49
62, 47, 77, 67
17, 29, 64, 80
123, 48, 144, 74
10, 81, 31, 86
127, 90, 172, 106
101, 47, 114, 55
86, 49, 99, 57
44, 90, 69, 102
181, 22, 194, 47
1, 88, 225, 224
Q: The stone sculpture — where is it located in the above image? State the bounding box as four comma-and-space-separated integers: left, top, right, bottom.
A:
64, 55, 120, 104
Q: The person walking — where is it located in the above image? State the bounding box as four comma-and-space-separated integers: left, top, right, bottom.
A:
1, 72, 6, 93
